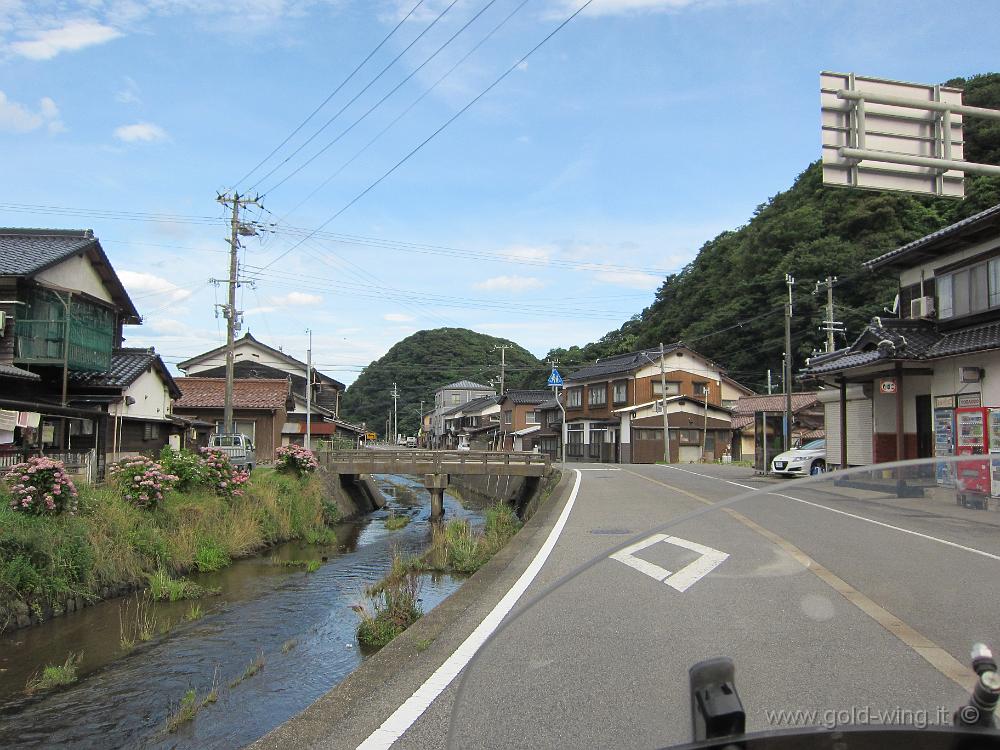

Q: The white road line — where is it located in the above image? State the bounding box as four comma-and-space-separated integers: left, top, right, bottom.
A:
356, 469, 584, 750
661, 465, 1000, 563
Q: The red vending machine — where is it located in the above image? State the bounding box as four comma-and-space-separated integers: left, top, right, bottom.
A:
955, 406, 990, 506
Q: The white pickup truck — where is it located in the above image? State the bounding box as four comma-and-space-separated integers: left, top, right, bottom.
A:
209, 433, 256, 473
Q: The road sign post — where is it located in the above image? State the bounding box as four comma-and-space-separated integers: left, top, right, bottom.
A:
547, 368, 567, 465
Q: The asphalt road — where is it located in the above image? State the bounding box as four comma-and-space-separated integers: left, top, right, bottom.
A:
382, 463, 999, 749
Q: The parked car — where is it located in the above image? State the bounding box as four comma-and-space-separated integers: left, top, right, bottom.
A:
770, 439, 825, 477
405, 436, 417, 448
209, 433, 256, 473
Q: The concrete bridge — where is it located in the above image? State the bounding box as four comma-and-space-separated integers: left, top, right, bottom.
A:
316, 449, 551, 519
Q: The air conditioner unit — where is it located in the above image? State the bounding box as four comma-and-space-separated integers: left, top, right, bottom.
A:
910, 296, 935, 319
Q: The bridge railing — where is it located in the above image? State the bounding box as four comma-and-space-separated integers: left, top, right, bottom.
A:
316, 449, 550, 474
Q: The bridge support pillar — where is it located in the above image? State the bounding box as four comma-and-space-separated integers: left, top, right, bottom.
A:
423, 473, 449, 520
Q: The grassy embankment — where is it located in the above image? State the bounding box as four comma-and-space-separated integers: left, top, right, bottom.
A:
355, 501, 523, 648
0, 468, 337, 629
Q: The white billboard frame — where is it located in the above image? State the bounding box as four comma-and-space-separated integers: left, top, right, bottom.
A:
821, 71, 1000, 199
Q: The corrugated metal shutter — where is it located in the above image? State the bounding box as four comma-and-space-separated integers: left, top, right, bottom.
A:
826, 401, 841, 465
847, 398, 874, 465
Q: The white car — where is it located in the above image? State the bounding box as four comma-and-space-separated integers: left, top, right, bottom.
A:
770, 439, 825, 477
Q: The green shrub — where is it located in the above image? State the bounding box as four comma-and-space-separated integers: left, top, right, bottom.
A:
356, 569, 422, 649
158, 447, 206, 492
25, 652, 81, 694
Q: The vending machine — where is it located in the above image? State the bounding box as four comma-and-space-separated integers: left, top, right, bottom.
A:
956, 405, 990, 504
934, 405, 955, 486
989, 409, 1000, 498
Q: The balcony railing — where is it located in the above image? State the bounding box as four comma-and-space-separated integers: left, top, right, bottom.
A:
15, 317, 113, 372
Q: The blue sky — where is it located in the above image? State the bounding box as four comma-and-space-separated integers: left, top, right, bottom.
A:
2, 0, 998, 386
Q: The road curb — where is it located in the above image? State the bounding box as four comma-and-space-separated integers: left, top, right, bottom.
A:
248, 468, 575, 750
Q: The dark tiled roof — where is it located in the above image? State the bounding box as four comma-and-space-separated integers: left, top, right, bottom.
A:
538, 396, 561, 410
865, 203, 1000, 270
802, 318, 944, 375
177, 332, 345, 390
926, 321, 1000, 359
0, 228, 141, 323
69, 348, 160, 388
566, 344, 684, 382
175, 377, 290, 409
502, 389, 551, 405
438, 380, 493, 391
0, 363, 41, 381
0, 228, 95, 275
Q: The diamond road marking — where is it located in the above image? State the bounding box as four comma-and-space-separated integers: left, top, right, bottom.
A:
609, 534, 729, 592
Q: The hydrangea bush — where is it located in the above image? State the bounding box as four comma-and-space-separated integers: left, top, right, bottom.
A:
108, 456, 179, 510
275, 444, 319, 476
4, 456, 79, 516
158, 447, 206, 492
199, 448, 250, 499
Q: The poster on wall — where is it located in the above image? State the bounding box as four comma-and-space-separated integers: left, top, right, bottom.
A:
934, 407, 955, 486
0, 409, 16, 432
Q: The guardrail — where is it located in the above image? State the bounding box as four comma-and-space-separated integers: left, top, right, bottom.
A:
317, 449, 550, 475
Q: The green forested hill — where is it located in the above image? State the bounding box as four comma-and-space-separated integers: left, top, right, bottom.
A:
340, 328, 546, 437
546, 73, 1000, 393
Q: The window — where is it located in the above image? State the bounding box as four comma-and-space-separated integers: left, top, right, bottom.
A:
939, 259, 1000, 320
613, 380, 627, 404
588, 384, 607, 407
525, 410, 539, 424
693, 382, 708, 396
215, 420, 256, 440
567, 388, 582, 408
652, 380, 680, 396
503, 410, 513, 425
634, 428, 663, 441
451, 394, 461, 405
143, 422, 161, 440
566, 425, 584, 456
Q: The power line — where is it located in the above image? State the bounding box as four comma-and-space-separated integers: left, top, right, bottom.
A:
232, 0, 429, 189
259, 0, 501, 197
247, 0, 462, 194
258, 0, 599, 272
267, 0, 532, 228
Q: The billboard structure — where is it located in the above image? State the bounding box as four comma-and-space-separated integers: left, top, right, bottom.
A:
821, 71, 1000, 198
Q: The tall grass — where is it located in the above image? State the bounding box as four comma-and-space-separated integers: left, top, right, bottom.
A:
0, 470, 333, 621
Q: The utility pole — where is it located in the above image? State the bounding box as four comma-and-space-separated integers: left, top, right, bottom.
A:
305, 328, 312, 451
391, 382, 399, 444
492, 343, 512, 396
814, 276, 844, 353
767, 369, 773, 395
659, 343, 670, 464
419, 399, 424, 446
216, 191, 261, 434
784, 273, 795, 452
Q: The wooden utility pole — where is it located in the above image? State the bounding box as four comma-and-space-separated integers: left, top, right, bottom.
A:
216, 191, 261, 434
815, 276, 843, 354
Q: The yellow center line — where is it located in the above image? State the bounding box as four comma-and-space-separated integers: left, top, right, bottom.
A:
620, 468, 975, 692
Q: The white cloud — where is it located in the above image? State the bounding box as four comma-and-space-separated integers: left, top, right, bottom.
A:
473, 275, 545, 293
114, 122, 168, 143
148, 318, 192, 335
383, 313, 415, 322
115, 76, 142, 105
501, 244, 552, 265
245, 306, 278, 315
270, 291, 323, 306
590, 269, 662, 289
11, 20, 122, 60
0, 91, 64, 133
119, 270, 194, 302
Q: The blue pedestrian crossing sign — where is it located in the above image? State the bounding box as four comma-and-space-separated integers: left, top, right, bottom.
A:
547, 368, 564, 387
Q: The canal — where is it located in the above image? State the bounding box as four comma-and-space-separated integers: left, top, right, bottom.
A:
0, 475, 487, 749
